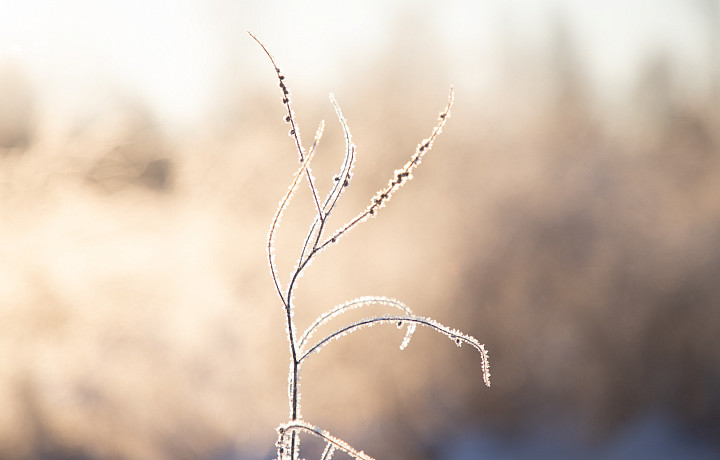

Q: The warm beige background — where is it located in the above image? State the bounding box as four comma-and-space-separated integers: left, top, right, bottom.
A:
1, 1, 719, 459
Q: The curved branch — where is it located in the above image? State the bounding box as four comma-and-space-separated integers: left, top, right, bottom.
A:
299, 314, 491, 387
267, 124, 324, 307
277, 420, 375, 460
249, 31, 324, 218
295, 95, 356, 270
268, 126, 320, 323
298, 296, 415, 351
318, 87, 454, 251
323, 94, 357, 215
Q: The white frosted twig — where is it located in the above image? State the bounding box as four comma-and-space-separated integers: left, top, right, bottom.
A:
320, 441, 336, 460
277, 420, 375, 460
317, 87, 454, 251
296, 95, 356, 269
305, 120, 326, 221
323, 94, 357, 214
298, 296, 415, 351
267, 121, 322, 308
249, 31, 324, 217
299, 314, 491, 387
285, 98, 357, 312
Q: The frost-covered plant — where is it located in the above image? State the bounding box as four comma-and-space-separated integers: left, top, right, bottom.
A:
250, 33, 491, 460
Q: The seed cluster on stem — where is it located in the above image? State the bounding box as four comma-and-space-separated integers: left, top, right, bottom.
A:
250, 32, 490, 460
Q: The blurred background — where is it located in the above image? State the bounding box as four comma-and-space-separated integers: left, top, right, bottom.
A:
1, 0, 719, 459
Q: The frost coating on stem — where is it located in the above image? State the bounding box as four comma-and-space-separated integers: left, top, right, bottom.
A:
318, 87, 454, 251
299, 314, 491, 387
277, 421, 375, 460
267, 121, 323, 308
252, 31, 490, 460
298, 296, 416, 351
320, 441, 336, 460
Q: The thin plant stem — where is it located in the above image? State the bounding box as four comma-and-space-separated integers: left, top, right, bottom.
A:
251, 32, 489, 459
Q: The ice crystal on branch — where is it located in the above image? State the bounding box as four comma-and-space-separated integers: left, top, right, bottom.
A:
250, 32, 489, 460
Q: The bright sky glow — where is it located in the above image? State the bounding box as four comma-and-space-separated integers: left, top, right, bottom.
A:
0, 0, 713, 128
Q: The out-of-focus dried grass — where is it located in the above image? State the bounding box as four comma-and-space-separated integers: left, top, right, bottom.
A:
1, 18, 720, 460
0, 81, 292, 458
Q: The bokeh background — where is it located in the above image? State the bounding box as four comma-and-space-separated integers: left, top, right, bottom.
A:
1, 1, 719, 459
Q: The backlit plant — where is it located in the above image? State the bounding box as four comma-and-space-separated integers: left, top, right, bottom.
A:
250, 33, 491, 460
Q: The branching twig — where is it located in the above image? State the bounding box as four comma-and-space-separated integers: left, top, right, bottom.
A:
267, 123, 322, 308
317, 87, 454, 252
251, 32, 489, 460
249, 31, 324, 218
